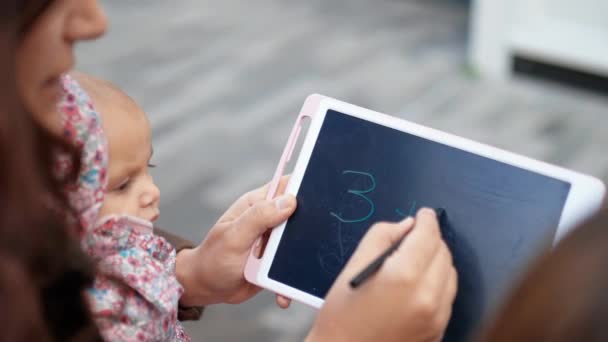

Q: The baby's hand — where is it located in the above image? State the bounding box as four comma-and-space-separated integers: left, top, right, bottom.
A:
176, 177, 296, 306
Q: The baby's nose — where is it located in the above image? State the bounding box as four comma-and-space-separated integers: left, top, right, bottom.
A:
140, 184, 160, 207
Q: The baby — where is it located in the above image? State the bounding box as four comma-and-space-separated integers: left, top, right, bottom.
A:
56, 73, 189, 341
78, 74, 160, 223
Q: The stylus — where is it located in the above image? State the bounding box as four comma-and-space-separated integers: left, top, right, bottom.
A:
349, 208, 445, 289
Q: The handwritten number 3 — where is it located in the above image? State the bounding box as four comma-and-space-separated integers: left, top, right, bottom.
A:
330, 170, 376, 223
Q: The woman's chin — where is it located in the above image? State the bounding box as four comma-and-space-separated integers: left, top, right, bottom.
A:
42, 77, 63, 101
26, 78, 65, 137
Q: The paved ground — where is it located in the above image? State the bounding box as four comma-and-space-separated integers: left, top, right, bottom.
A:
77, 0, 608, 340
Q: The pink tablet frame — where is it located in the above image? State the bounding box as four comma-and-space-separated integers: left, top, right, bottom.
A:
244, 94, 324, 285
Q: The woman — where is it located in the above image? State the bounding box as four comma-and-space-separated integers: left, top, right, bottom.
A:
2, 2, 100, 341
3, 0, 457, 341
478, 207, 608, 341
0, 5, 47, 341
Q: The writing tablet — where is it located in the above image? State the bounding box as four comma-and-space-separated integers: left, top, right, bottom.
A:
245, 94, 605, 341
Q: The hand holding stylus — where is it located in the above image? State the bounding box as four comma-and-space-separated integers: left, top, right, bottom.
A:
307, 208, 457, 342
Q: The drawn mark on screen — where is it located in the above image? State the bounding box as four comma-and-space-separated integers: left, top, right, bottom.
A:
337, 218, 344, 263
319, 221, 351, 276
318, 249, 342, 276
322, 169, 429, 276
330, 170, 376, 223
321, 170, 376, 276
396, 200, 418, 218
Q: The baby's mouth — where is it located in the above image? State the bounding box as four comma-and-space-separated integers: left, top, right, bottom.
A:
149, 211, 160, 222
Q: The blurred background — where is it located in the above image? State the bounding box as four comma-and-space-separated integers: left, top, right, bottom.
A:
77, 0, 608, 340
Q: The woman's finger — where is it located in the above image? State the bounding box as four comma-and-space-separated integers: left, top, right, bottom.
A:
220, 176, 291, 222
434, 265, 458, 333
341, 218, 414, 279
393, 208, 442, 275
230, 195, 296, 250
420, 241, 454, 306
276, 295, 291, 309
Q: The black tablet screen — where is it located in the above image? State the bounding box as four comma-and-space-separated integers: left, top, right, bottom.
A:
269, 109, 570, 340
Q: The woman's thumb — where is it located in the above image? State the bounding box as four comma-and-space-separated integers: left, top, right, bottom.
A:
233, 195, 297, 247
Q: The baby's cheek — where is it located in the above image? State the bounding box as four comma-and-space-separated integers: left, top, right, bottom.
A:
98, 193, 132, 218
98, 197, 114, 218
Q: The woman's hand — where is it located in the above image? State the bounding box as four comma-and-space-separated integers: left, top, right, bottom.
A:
176, 177, 296, 306
307, 208, 457, 342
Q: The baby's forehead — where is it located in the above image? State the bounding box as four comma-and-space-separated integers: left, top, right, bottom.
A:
96, 90, 149, 146
101, 92, 147, 126
73, 72, 146, 120
81, 78, 147, 138
73, 72, 151, 169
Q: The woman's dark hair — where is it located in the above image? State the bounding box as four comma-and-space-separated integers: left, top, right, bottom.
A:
479, 207, 608, 341
1, 1, 101, 340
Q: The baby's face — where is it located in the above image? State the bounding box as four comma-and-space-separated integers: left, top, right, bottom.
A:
98, 99, 160, 223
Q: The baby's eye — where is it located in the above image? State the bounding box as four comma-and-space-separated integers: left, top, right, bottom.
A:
115, 179, 131, 192
148, 163, 156, 168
